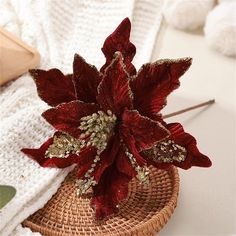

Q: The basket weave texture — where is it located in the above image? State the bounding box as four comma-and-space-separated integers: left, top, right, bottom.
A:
23, 166, 179, 236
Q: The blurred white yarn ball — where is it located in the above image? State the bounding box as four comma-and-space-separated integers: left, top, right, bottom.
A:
163, 0, 215, 30
204, 2, 236, 57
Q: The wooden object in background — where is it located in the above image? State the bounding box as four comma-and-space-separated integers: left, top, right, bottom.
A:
0, 27, 40, 85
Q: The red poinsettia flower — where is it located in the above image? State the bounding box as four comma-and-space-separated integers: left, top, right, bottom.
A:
22, 18, 211, 219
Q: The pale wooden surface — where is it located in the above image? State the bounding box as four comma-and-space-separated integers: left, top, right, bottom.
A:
0, 27, 40, 85
153, 22, 236, 236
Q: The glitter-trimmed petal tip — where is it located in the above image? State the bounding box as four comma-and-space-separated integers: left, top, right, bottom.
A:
21, 132, 79, 168
73, 54, 101, 103
42, 101, 100, 139
131, 58, 192, 119
29, 69, 76, 107
167, 123, 212, 169
144, 123, 212, 170
101, 17, 136, 75
97, 52, 133, 116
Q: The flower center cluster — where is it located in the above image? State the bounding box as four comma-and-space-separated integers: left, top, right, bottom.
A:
79, 110, 117, 152
44, 109, 154, 194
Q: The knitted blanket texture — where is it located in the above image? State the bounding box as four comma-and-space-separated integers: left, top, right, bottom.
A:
0, 0, 163, 235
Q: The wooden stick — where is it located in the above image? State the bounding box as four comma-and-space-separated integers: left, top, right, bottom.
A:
163, 99, 215, 119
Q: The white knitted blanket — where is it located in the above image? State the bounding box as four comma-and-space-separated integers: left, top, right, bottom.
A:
0, 0, 163, 235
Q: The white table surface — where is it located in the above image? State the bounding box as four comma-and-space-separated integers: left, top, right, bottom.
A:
151, 23, 236, 236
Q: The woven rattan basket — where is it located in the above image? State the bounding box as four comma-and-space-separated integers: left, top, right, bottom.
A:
23, 166, 179, 236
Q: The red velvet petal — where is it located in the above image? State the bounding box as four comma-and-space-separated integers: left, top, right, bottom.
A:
97, 52, 133, 116
73, 54, 101, 103
100, 18, 136, 75
121, 109, 170, 151
76, 147, 98, 178
124, 135, 147, 166
91, 163, 131, 219
29, 69, 76, 107
93, 135, 120, 182
21, 132, 79, 168
131, 58, 192, 119
167, 123, 212, 169
116, 147, 136, 178
76, 135, 120, 182
42, 101, 100, 138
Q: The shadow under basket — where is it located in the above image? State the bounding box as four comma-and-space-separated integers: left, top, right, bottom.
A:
23, 166, 179, 236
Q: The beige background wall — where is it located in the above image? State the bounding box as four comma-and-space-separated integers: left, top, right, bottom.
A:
153, 22, 236, 236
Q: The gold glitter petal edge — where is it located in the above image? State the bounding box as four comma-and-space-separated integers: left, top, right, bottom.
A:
23, 166, 179, 236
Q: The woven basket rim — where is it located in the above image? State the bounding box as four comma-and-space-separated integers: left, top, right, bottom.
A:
24, 166, 180, 236
122, 167, 179, 235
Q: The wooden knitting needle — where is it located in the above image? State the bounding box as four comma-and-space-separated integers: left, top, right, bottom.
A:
163, 99, 215, 119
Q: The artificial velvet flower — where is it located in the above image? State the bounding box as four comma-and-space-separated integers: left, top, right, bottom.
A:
22, 18, 211, 219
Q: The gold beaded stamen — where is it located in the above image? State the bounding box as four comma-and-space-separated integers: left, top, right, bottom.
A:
125, 149, 150, 185
79, 109, 117, 151
144, 140, 187, 163
45, 133, 84, 158
76, 110, 117, 195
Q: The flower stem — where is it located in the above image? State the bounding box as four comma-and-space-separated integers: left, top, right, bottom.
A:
163, 99, 215, 119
